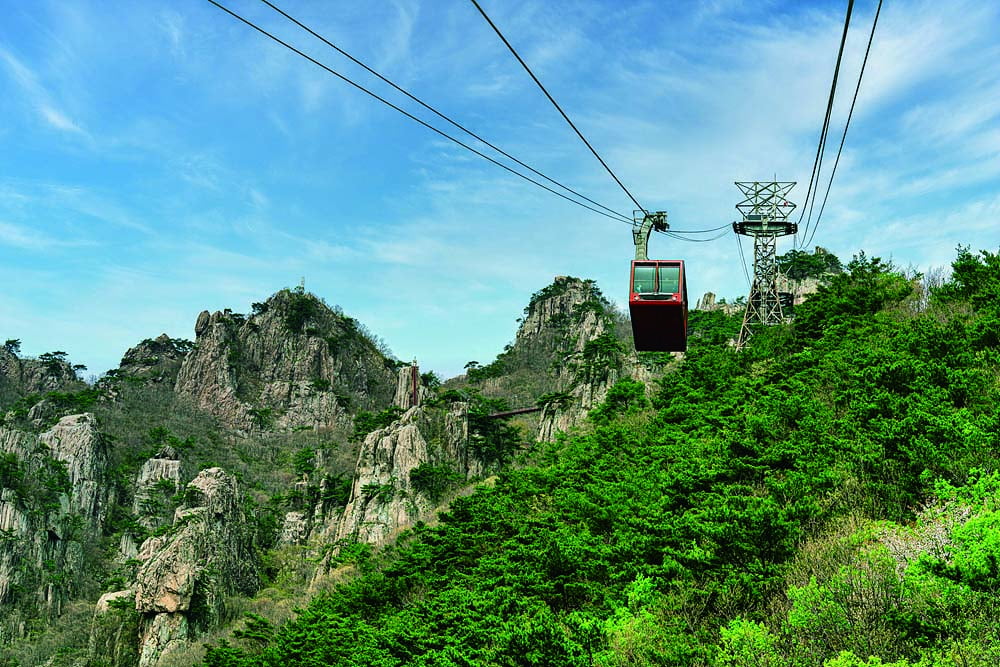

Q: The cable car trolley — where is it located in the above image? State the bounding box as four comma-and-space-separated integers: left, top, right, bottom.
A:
629, 211, 688, 352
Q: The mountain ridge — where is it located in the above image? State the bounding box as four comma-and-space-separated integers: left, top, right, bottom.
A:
0, 272, 642, 666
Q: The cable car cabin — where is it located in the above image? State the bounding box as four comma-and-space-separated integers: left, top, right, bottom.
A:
629, 260, 688, 352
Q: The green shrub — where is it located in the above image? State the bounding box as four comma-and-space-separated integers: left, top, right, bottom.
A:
409, 463, 462, 502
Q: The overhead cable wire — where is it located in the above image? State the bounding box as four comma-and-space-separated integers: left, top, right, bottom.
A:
258, 0, 633, 224
796, 0, 855, 248
804, 0, 882, 249
203, 0, 633, 225
735, 235, 752, 287
664, 229, 731, 243
664, 223, 731, 234
469, 0, 649, 216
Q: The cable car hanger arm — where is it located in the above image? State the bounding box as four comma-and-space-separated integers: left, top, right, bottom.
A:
633, 211, 668, 261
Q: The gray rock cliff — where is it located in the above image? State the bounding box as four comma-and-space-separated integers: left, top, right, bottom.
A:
106, 335, 193, 389
335, 401, 478, 547
0, 414, 110, 642
461, 276, 659, 442
121, 467, 259, 667
0, 346, 82, 409
174, 290, 397, 432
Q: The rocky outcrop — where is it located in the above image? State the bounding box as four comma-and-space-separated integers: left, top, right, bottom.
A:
460, 276, 657, 442
0, 414, 110, 642
695, 291, 743, 315
121, 467, 258, 667
106, 335, 193, 388
464, 277, 618, 412
537, 358, 656, 442
335, 402, 477, 547
174, 290, 397, 432
131, 447, 183, 532
393, 363, 429, 410
778, 275, 822, 307
40, 414, 109, 523
0, 347, 81, 409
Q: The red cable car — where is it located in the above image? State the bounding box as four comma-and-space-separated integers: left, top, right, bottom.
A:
629, 259, 688, 352
628, 211, 688, 352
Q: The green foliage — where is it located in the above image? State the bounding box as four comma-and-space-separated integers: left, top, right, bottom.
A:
524, 276, 606, 316
778, 247, 844, 280
0, 452, 25, 496
536, 391, 573, 410
716, 618, 781, 667
321, 473, 352, 507
408, 463, 462, 502
38, 350, 69, 373
1, 386, 100, 428
933, 246, 1000, 310
138, 336, 194, 355
467, 396, 521, 466
351, 407, 404, 443
420, 371, 441, 390
464, 356, 507, 382
589, 378, 648, 424
361, 480, 395, 502
3, 338, 21, 355
309, 377, 331, 392
687, 308, 741, 348
795, 252, 913, 340
575, 332, 624, 383
282, 290, 322, 333
201, 245, 1000, 667
233, 613, 276, 649
36, 454, 71, 513
249, 407, 275, 430
39, 387, 101, 414
292, 447, 316, 476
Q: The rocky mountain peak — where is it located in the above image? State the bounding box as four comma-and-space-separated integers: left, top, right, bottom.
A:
462, 276, 622, 409
0, 343, 82, 406
173, 288, 397, 432
518, 276, 610, 341
112, 334, 193, 386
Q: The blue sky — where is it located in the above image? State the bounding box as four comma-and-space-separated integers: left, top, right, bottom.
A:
1, 0, 998, 380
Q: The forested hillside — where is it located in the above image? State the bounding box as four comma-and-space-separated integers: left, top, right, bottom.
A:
200, 247, 1000, 667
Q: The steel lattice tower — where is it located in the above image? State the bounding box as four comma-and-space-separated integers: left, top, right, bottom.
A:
733, 181, 797, 350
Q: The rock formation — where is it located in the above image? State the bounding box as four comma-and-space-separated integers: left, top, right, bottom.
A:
0, 414, 110, 642
695, 291, 743, 315
107, 335, 193, 388
456, 276, 659, 442
118, 467, 259, 667
1, 277, 672, 664
174, 289, 396, 432
463, 277, 619, 408
393, 362, 430, 410
336, 401, 477, 547
0, 346, 82, 409
131, 447, 183, 531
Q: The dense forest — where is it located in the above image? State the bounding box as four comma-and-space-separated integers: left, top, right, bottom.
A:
193, 246, 1000, 666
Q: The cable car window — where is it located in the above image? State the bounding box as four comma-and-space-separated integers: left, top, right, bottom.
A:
633, 265, 656, 293
657, 265, 680, 294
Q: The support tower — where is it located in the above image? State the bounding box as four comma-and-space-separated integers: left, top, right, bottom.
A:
733, 181, 796, 350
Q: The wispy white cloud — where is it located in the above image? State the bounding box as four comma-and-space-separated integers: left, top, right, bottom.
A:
39, 104, 84, 133
374, 0, 419, 75
2, 0, 999, 380
160, 9, 185, 58
0, 46, 88, 136
0, 220, 95, 250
